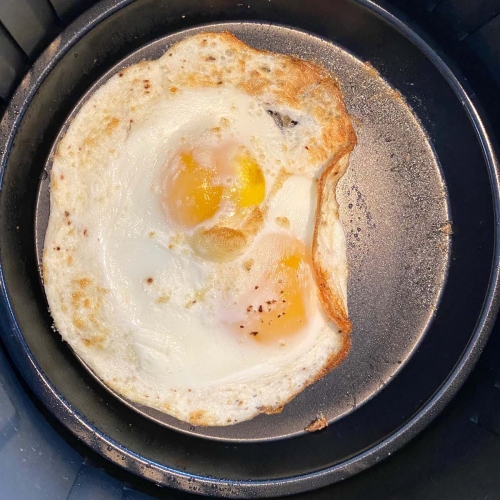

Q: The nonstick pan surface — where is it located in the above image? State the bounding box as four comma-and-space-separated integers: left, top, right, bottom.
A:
0, 0, 499, 497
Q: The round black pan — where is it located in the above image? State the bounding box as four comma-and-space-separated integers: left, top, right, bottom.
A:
0, 0, 499, 497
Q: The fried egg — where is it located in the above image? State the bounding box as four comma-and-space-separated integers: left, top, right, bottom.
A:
43, 32, 356, 426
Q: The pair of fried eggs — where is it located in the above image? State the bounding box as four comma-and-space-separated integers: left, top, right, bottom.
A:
43, 32, 355, 426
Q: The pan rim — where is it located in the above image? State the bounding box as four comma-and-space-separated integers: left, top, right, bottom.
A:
0, 0, 499, 497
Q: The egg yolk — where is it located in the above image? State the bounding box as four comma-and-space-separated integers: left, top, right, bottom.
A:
167, 152, 223, 228
163, 147, 265, 229
233, 240, 312, 344
230, 154, 266, 208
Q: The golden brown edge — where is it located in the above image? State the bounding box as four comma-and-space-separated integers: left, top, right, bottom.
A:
312, 149, 356, 336
256, 328, 352, 420
305, 413, 328, 432
189, 323, 352, 426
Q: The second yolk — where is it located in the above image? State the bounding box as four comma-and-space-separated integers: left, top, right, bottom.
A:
232, 240, 312, 345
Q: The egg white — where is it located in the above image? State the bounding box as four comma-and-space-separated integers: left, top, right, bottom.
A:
43, 32, 352, 426
86, 87, 326, 383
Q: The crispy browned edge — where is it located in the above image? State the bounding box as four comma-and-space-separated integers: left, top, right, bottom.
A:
186, 328, 351, 425
170, 33, 356, 426
312, 149, 355, 336
255, 330, 351, 419
305, 413, 328, 432
181, 327, 352, 426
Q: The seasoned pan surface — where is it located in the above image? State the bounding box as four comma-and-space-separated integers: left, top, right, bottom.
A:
0, 0, 498, 497
35, 23, 450, 442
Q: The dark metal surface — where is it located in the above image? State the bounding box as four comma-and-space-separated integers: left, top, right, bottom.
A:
0, 0, 58, 56
35, 22, 450, 443
0, 0, 499, 497
48, 0, 98, 21
0, 23, 26, 100
433, 0, 500, 40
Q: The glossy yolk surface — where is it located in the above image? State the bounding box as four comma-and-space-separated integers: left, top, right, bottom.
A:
163, 148, 265, 229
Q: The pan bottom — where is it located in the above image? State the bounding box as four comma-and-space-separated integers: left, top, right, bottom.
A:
35, 22, 450, 443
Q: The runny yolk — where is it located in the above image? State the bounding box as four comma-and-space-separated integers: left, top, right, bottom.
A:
234, 245, 311, 344
163, 148, 265, 229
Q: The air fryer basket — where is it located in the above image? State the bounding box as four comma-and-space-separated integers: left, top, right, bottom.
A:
0, 0, 498, 497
